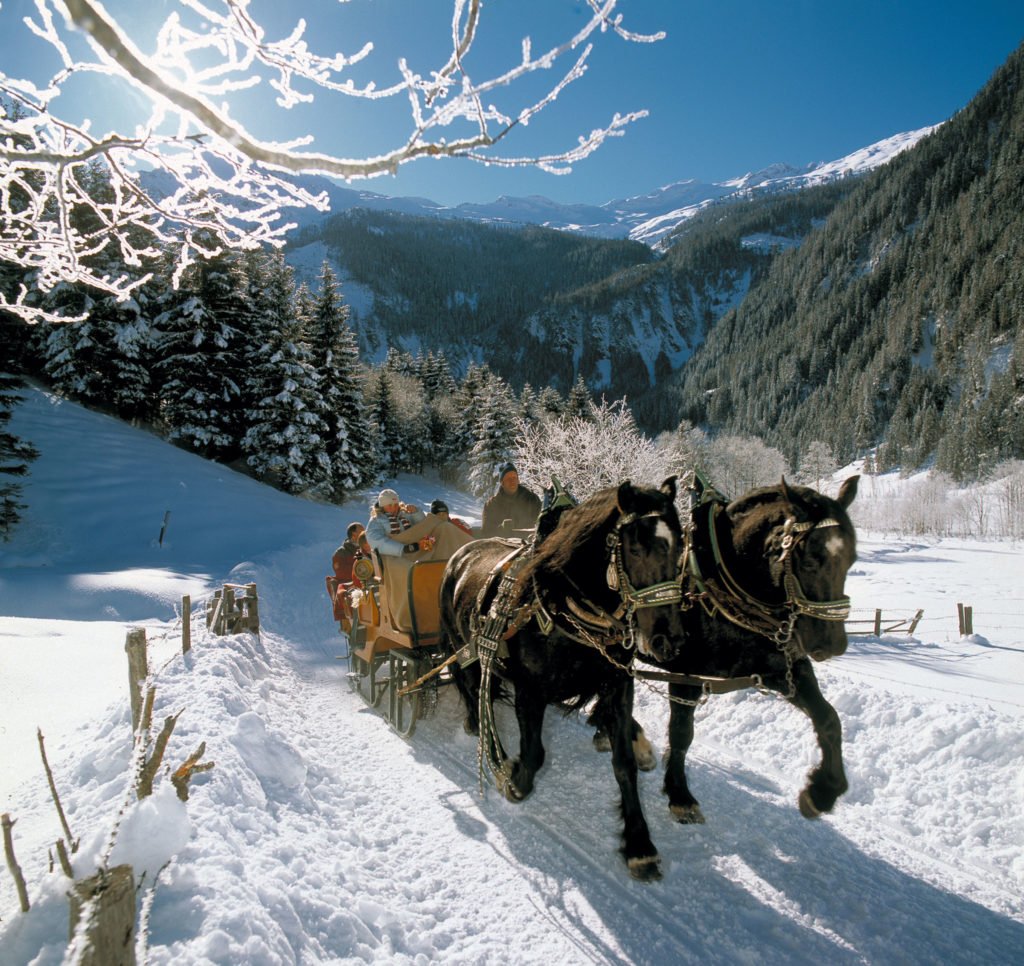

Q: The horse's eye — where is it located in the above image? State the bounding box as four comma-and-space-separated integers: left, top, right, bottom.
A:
627, 545, 642, 557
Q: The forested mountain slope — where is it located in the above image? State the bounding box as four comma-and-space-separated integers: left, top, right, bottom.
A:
663, 43, 1024, 480
287, 183, 857, 401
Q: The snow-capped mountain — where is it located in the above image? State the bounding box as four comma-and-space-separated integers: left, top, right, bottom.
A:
285, 126, 938, 247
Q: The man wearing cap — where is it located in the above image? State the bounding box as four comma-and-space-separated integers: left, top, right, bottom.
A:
481, 462, 541, 537
430, 499, 473, 536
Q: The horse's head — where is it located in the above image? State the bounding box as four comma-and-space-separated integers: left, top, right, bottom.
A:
612, 477, 687, 662
727, 475, 859, 662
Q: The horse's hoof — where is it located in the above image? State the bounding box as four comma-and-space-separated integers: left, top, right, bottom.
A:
798, 788, 822, 819
627, 854, 663, 882
670, 803, 706, 825
499, 777, 527, 803
634, 733, 656, 772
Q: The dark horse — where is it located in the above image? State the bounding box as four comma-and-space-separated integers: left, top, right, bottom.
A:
439, 479, 686, 880
648, 474, 859, 824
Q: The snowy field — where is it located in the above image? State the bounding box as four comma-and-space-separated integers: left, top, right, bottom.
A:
1, 386, 1023, 964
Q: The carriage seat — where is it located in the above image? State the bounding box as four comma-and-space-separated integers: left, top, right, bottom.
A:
375, 550, 446, 641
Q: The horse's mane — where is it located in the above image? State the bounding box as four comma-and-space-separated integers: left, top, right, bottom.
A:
518, 486, 620, 586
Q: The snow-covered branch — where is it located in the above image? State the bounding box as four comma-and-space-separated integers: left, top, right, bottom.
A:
0, 0, 663, 322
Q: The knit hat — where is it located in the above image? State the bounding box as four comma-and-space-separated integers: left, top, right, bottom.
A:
498, 462, 518, 483
430, 500, 449, 514
378, 488, 400, 508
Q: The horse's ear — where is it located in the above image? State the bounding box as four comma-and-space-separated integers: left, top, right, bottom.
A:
616, 480, 636, 514
780, 476, 795, 505
660, 476, 677, 502
837, 474, 859, 509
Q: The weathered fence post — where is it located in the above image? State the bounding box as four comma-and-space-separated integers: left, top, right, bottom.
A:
908, 609, 924, 634
206, 589, 221, 632
182, 595, 192, 654
2, 812, 30, 913
68, 864, 136, 966
244, 583, 260, 633
124, 628, 148, 733
206, 584, 261, 635
957, 603, 974, 636
873, 609, 882, 636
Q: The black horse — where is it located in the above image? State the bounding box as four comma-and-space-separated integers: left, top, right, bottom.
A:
650, 474, 860, 824
439, 478, 686, 880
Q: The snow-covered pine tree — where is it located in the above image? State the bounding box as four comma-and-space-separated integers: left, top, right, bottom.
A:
36, 290, 154, 422
535, 385, 565, 418
468, 376, 517, 497
367, 368, 403, 478
0, 374, 38, 539
420, 352, 463, 481
240, 254, 331, 494
152, 249, 248, 460
304, 261, 376, 497
566, 374, 594, 421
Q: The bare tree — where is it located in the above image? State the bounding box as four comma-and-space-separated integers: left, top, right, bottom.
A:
1, 0, 662, 322
514, 398, 673, 499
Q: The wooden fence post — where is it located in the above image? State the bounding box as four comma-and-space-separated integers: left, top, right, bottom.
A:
908, 609, 924, 634
873, 609, 882, 636
244, 583, 260, 633
68, 864, 136, 966
222, 586, 235, 635
182, 595, 192, 654
124, 629, 148, 734
957, 603, 974, 636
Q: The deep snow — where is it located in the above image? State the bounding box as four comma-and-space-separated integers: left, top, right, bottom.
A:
1, 386, 1023, 964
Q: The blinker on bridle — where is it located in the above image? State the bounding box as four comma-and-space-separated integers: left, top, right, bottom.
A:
777, 516, 851, 623
606, 509, 683, 611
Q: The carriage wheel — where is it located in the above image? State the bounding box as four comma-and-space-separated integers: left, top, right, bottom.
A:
387, 651, 422, 739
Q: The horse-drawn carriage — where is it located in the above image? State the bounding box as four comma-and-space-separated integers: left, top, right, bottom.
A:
326, 473, 861, 880
328, 553, 454, 737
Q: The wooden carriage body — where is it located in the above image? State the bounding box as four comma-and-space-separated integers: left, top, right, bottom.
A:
327, 554, 450, 736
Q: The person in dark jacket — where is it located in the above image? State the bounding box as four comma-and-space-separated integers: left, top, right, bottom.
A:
481, 462, 541, 537
332, 521, 367, 582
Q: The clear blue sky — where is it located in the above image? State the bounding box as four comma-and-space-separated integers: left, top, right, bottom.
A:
3, 1, 1024, 206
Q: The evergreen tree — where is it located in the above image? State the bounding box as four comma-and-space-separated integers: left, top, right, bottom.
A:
469, 378, 517, 497
305, 261, 377, 495
240, 255, 331, 493
152, 249, 247, 459
566, 373, 594, 420
0, 375, 38, 539
367, 368, 404, 478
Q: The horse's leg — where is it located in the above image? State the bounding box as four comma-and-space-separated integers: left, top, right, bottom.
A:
504, 685, 547, 802
606, 679, 661, 881
663, 684, 705, 824
588, 698, 656, 771
785, 660, 848, 817
449, 658, 481, 736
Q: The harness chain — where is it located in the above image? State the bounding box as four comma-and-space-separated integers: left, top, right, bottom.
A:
472, 550, 530, 796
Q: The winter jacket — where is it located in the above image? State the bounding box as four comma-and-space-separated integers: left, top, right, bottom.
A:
365, 505, 426, 557
480, 485, 541, 537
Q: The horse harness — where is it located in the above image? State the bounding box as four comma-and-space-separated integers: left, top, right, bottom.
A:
632, 473, 853, 702
465, 504, 684, 794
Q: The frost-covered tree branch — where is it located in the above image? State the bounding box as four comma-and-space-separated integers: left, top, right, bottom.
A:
0, 0, 663, 322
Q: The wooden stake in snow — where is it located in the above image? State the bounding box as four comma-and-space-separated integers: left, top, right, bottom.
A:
68, 864, 136, 966
2, 812, 31, 912
125, 628, 148, 733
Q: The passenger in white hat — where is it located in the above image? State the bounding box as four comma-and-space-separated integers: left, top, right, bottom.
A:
365, 488, 424, 557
